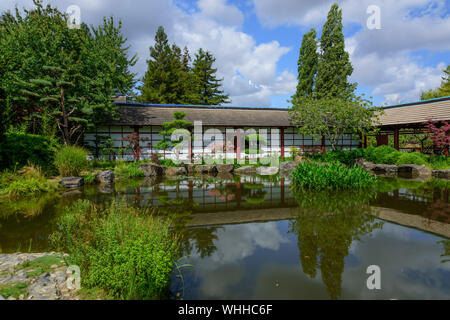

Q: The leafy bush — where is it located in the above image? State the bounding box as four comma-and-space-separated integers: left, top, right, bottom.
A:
395, 152, 428, 166
363, 146, 400, 164
0, 131, 59, 171
54, 146, 88, 177
292, 162, 376, 190
0, 165, 57, 198
428, 156, 450, 170
51, 199, 180, 299
114, 162, 145, 178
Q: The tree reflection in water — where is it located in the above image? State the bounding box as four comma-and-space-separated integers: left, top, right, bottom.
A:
155, 179, 221, 259
289, 188, 384, 300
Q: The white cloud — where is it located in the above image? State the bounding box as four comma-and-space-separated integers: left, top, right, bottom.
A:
252, 0, 450, 104
197, 0, 244, 26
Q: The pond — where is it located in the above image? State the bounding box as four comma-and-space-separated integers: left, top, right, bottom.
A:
0, 174, 449, 299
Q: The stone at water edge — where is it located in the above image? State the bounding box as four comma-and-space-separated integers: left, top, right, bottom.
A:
139, 163, 165, 177
60, 177, 84, 189
432, 169, 450, 180
95, 170, 115, 184
215, 164, 234, 173
234, 166, 257, 175
165, 166, 187, 176
194, 165, 218, 174
0, 295, 5, 300
279, 161, 297, 176
257, 166, 279, 176
397, 164, 431, 179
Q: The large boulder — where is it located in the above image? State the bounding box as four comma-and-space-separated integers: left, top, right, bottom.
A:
216, 164, 234, 174
183, 163, 196, 175
280, 161, 297, 176
354, 158, 376, 171
234, 166, 257, 175
139, 163, 166, 177
95, 170, 115, 184
371, 164, 398, 177
194, 165, 218, 175
257, 166, 279, 176
166, 166, 187, 176
432, 169, 450, 180
60, 177, 84, 189
397, 164, 431, 179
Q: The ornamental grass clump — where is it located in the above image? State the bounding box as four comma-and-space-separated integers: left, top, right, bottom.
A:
54, 146, 88, 177
292, 161, 376, 190
51, 199, 180, 300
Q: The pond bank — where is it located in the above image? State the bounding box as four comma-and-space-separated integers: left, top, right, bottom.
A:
0, 253, 79, 300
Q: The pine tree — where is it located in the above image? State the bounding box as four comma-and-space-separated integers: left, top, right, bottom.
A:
191, 48, 230, 105
139, 26, 192, 104
315, 3, 356, 100
292, 28, 319, 101
421, 65, 450, 100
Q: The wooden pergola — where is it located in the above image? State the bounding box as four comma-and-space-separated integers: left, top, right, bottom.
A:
365, 96, 450, 152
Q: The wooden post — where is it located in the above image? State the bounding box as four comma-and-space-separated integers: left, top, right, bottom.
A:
134, 126, 140, 161
394, 127, 400, 151
321, 136, 326, 152
280, 127, 285, 159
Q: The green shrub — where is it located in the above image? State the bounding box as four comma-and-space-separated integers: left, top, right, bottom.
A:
83, 173, 97, 185
54, 146, 88, 177
51, 199, 180, 299
292, 162, 376, 190
428, 156, 450, 170
114, 162, 145, 178
395, 152, 428, 166
363, 146, 400, 164
0, 165, 57, 198
0, 131, 59, 171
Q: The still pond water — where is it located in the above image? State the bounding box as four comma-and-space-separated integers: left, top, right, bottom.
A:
0, 174, 449, 300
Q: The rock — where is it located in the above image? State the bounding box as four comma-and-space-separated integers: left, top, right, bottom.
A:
371, 164, 398, 177
50, 265, 58, 269
279, 161, 297, 176
60, 177, 84, 189
234, 166, 257, 175
257, 166, 279, 176
7, 296, 16, 300
194, 165, 218, 175
397, 164, 431, 179
95, 170, 115, 184
432, 169, 450, 180
165, 166, 187, 176
215, 164, 234, 174
139, 163, 166, 177
354, 158, 376, 171
0, 295, 5, 300
182, 163, 196, 175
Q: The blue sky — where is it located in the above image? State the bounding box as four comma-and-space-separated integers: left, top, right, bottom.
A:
2, 0, 450, 108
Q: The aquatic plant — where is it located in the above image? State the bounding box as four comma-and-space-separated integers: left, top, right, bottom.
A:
291, 162, 376, 190
51, 199, 180, 299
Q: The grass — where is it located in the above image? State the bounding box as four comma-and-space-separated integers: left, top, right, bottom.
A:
0, 283, 28, 299
83, 172, 97, 185
54, 146, 88, 177
51, 199, 180, 300
114, 161, 145, 178
15, 255, 65, 277
292, 161, 376, 190
0, 164, 58, 198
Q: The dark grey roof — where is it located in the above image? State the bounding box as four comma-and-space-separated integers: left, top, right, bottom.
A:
108, 104, 293, 127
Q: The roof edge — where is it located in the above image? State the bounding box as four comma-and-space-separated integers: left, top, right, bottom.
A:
382, 95, 450, 110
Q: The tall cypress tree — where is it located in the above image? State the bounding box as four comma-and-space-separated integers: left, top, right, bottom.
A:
191, 48, 230, 105
315, 3, 356, 100
292, 28, 319, 102
139, 26, 188, 104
